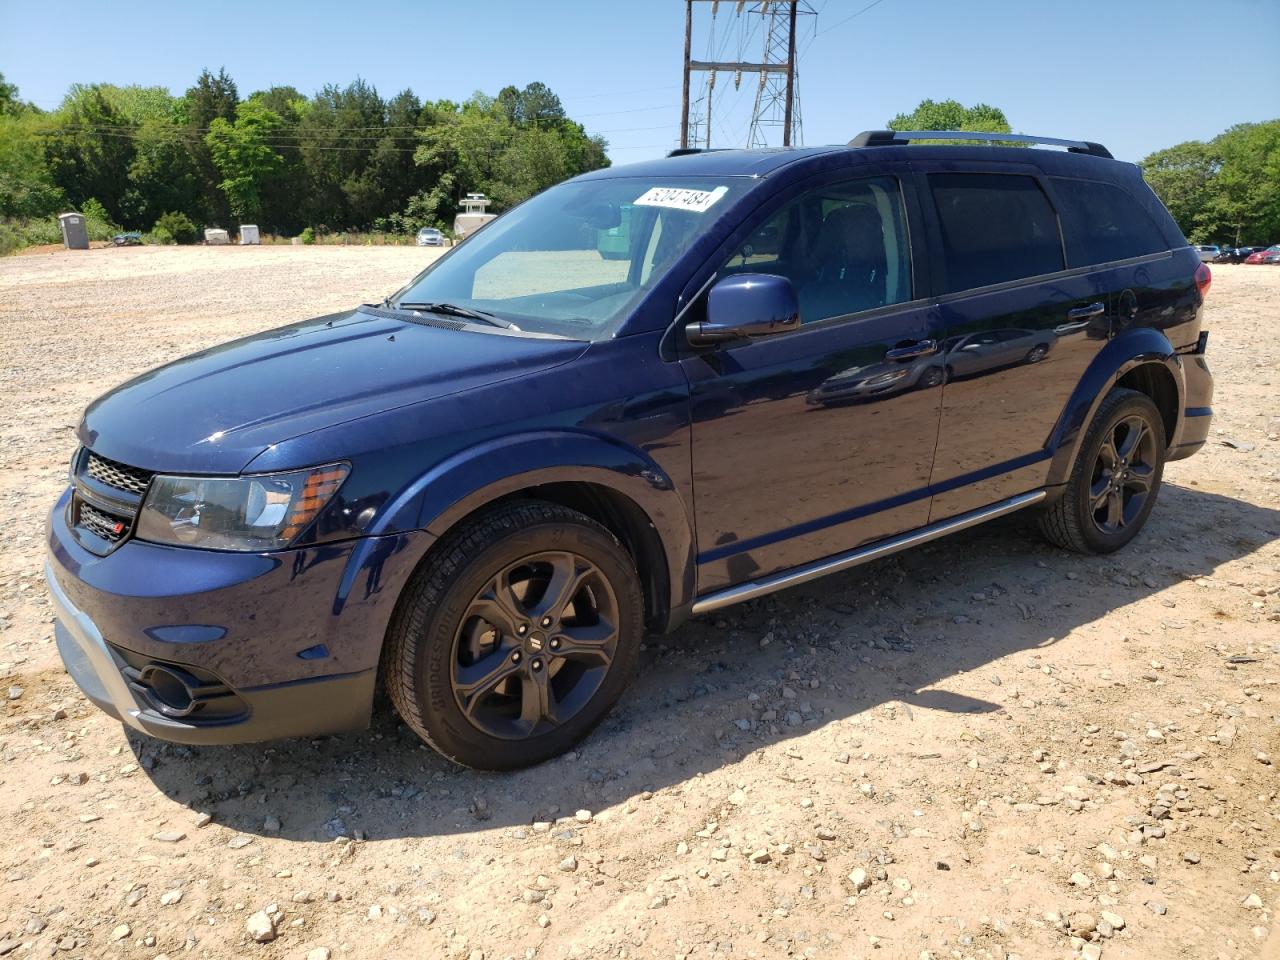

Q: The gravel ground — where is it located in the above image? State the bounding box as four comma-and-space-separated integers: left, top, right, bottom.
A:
0, 246, 1277, 960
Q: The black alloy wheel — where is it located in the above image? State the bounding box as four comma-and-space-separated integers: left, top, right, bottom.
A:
451, 552, 620, 740
383, 500, 643, 770
1088, 414, 1158, 536
1038, 387, 1166, 554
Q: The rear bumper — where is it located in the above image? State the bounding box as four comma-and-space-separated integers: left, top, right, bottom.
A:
1170, 345, 1214, 462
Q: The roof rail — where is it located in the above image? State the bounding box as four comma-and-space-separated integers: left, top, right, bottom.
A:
848, 130, 1113, 159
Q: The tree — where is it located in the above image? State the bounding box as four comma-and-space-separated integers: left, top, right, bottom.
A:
205, 99, 285, 221
1141, 120, 1280, 244
887, 99, 1012, 136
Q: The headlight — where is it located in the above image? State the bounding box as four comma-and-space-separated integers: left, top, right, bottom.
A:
135, 463, 349, 552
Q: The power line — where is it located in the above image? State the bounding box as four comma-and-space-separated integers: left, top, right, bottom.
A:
814, 0, 891, 37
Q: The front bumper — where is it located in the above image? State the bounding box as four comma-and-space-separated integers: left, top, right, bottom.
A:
46, 489, 430, 745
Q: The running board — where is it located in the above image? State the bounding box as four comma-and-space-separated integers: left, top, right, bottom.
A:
690, 490, 1047, 615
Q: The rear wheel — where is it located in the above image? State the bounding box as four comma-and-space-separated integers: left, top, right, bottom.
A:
382, 500, 643, 769
1038, 388, 1165, 554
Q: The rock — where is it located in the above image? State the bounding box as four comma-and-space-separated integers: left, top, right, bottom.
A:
1183, 851, 1200, 864
1145, 900, 1167, 916
160, 888, 183, 906
307, 950, 332, 960
110, 924, 131, 941
246, 911, 277, 943
748, 849, 771, 864
152, 830, 186, 843
194, 812, 213, 828
558, 855, 577, 873
1081, 945, 1102, 960
1094, 861, 1115, 879
7, 686, 22, 701
574, 809, 593, 823
1070, 913, 1097, 935
848, 867, 872, 891
1100, 911, 1125, 931
1069, 872, 1092, 889
263, 815, 281, 832
1244, 893, 1264, 910
649, 894, 667, 909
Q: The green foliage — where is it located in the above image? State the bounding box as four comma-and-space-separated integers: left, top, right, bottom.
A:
887, 99, 1012, 136
155, 211, 197, 244
149, 226, 174, 245
299, 226, 315, 244
206, 98, 286, 220
1141, 121, 1280, 245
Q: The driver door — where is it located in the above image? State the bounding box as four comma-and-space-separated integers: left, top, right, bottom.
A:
681, 171, 944, 593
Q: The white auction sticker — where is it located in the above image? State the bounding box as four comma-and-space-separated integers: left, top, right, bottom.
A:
633, 185, 728, 213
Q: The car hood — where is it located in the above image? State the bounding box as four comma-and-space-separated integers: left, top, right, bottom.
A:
78, 307, 587, 474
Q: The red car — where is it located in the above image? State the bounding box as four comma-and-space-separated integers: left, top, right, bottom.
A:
1244, 244, 1280, 264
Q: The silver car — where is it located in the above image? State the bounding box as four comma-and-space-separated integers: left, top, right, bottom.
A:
1192, 244, 1220, 263
416, 227, 446, 247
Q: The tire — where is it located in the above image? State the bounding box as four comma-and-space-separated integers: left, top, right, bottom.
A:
919, 365, 945, 389
382, 500, 643, 770
1038, 387, 1166, 554
1026, 344, 1049, 363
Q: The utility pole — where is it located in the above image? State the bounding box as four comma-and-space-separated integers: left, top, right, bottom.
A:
680, 1, 813, 151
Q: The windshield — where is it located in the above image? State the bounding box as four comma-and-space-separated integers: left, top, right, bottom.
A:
392, 177, 752, 339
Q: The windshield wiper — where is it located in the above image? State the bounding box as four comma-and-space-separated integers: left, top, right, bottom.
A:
394, 301, 519, 330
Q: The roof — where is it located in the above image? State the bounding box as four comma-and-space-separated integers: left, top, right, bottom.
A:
577, 146, 846, 180
582, 140, 1129, 184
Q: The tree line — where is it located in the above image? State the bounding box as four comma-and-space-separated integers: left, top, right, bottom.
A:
0, 68, 609, 249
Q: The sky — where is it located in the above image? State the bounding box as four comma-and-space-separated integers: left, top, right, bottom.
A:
2, 0, 1278, 166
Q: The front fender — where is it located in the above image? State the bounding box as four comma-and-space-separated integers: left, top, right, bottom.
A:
1045, 327, 1184, 489
367, 430, 697, 617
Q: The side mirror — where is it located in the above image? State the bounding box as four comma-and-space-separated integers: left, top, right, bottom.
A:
687, 273, 800, 347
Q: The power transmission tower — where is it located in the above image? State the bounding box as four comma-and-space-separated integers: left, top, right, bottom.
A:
680, 1, 814, 151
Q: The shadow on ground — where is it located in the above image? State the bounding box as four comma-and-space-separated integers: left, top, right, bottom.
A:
132, 483, 1279, 841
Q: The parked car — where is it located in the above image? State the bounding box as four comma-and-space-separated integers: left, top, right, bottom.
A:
1244, 245, 1280, 264
416, 227, 446, 247
110, 232, 142, 247
1192, 244, 1220, 262
47, 130, 1215, 769
1212, 247, 1236, 263
1227, 246, 1268, 263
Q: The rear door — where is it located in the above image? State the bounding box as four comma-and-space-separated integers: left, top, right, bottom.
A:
912, 164, 1113, 520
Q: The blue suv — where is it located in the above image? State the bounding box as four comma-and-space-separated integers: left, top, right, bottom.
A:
46, 131, 1214, 769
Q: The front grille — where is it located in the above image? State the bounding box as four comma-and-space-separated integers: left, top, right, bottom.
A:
85, 451, 153, 497
78, 501, 129, 543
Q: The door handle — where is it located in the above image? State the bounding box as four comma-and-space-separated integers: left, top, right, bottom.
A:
1067, 302, 1105, 321
885, 339, 938, 361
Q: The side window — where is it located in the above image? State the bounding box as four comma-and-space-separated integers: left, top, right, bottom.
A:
1050, 177, 1169, 266
928, 173, 1064, 294
721, 176, 912, 324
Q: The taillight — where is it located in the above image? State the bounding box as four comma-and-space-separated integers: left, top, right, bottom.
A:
1195, 262, 1212, 300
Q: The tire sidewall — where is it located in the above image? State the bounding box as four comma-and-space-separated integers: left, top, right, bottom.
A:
411, 516, 642, 769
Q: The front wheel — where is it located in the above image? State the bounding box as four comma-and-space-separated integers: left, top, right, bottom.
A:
1038, 388, 1166, 554
382, 500, 643, 769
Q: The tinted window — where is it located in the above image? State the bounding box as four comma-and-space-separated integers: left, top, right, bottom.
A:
928, 173, 1064, 294
721, 176, 912, 323
1051, 178, 1169, 266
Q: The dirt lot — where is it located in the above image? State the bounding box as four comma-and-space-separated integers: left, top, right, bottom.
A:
0, 246, 1277, 960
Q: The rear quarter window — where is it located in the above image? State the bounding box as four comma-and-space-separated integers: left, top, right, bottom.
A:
1050, 177, 1170, 267
927, 173, 1064, 294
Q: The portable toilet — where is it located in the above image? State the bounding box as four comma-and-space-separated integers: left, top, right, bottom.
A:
204, 228, 230, 245
239, 224, 260, 245
58, 212, 89, 250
